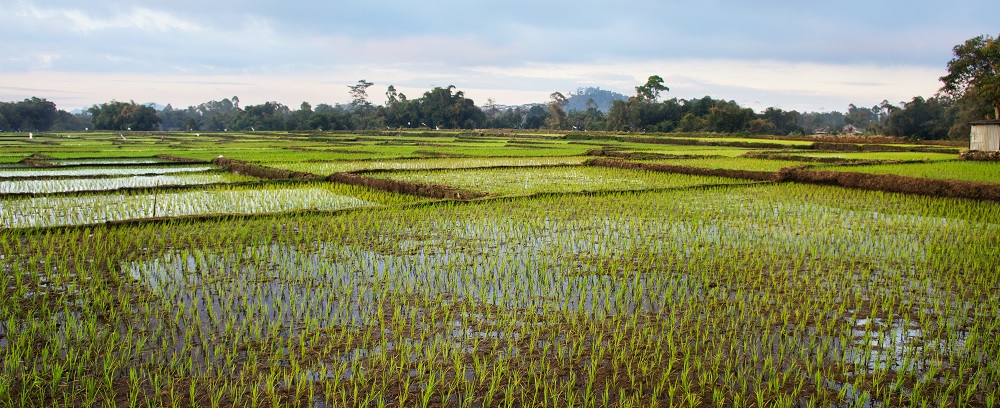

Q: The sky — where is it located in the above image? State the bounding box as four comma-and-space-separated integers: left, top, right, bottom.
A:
0, 0, 995, 113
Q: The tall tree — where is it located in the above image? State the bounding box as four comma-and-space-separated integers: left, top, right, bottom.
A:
416, 86, 484, 129
884, 96, 955, 140
348, 79, 376, 129
546, 92, 569, 129
88, 101, 160, 131
0, 97, 58, 131
940, 34, 1000, 119
348, 80, 374, 110
635, 75, 669, 102
385, 85, 404, 106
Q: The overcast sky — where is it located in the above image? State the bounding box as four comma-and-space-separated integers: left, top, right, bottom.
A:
0, 0, 995, 112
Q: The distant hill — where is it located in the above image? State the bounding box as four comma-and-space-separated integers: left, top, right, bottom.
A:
564, 87, 628, 113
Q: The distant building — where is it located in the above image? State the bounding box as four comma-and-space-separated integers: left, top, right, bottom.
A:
842, 124, 863, 135
811, 126, 830, 135
970, 120, 1000, 151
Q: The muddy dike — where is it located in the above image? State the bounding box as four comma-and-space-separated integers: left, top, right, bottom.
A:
18, 158, 54, 167
588, 156, 1000, 201
155, 154, 208, 163
328, 171, 487, 200
959, 150, 1000, 161
740, 151, 913, 166
17, 154, 56, 167
808, 142, 959, 154
586, 158, 781, 181
779, 168, 1000, 202
212, 157, 321, 180
564, 133, 960, 153
630, 136, 795, 150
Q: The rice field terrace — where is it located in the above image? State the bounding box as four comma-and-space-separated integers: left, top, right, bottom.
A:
631, 157, 811, 172
812, 161, 1000, 184
268, 156, 592, 176
0, 173, 257, 195
359, 166, 752, 196
0, 165, 216, 179
1, 130, 999, 407
775, 152, 960, 162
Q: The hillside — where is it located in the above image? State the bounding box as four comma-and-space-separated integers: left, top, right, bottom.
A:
564, 87, 628, 113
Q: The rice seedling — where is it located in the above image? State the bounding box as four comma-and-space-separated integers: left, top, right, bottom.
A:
634, 156, 810, 172
813, 160, 1000, 184
268, 156, 591, 176
361, 165, 753, 196
789, 151, 959, 162
0, 165, 214, 178
0, 173, 257, 194
40, 157, 175, 166
0, 183, 383, 228
1, 132, 998, 407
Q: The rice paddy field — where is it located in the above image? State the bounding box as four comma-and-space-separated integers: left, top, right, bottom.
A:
633, 157, 811, 172
781, 152, 959, 162
1, 131, 999, 407
811, 161, 1000, 184
361, 166, 752, 196
268, 156, 592, 176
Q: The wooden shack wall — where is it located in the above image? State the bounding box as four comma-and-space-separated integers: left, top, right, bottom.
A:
970, 123, 1000, 151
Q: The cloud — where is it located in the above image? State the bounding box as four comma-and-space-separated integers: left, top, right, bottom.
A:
1, 57, 945, 114
442, 58, 946, 112
12, 2, 202, 33
0, 0, 992, 113
313, 35, 523, 66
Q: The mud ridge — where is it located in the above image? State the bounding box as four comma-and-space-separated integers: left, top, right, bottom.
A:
212, 157, 321, 180
328, 172, 487, 200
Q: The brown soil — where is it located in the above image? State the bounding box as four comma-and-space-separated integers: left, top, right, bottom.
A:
212, 157, 321, 180
18, 158, 53, 167
809, 142, 957, 154
778, 168, 1000, 202
588, 157, 1000, 202
154, 155, 207, 163
740, 152, 912, 166
959, 150, 1000, 161
328, 172, 487, 200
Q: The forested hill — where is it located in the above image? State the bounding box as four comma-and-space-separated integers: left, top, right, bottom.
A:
564, 87, 628, 113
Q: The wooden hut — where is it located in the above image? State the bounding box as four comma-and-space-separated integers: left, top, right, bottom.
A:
970, 120, 1000, 151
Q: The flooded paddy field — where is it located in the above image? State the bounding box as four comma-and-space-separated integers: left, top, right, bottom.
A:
268, 156, 593, 176
361, 166, 756, 196
3, 182, 998, 407
0, 131, 997, 406
0, 164, 215, 179
0, 184, 383, 228
0, 173, 257, 195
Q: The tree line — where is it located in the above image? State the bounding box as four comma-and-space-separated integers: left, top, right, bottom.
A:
3, 34, 996, 141
0, 90, 980, 141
